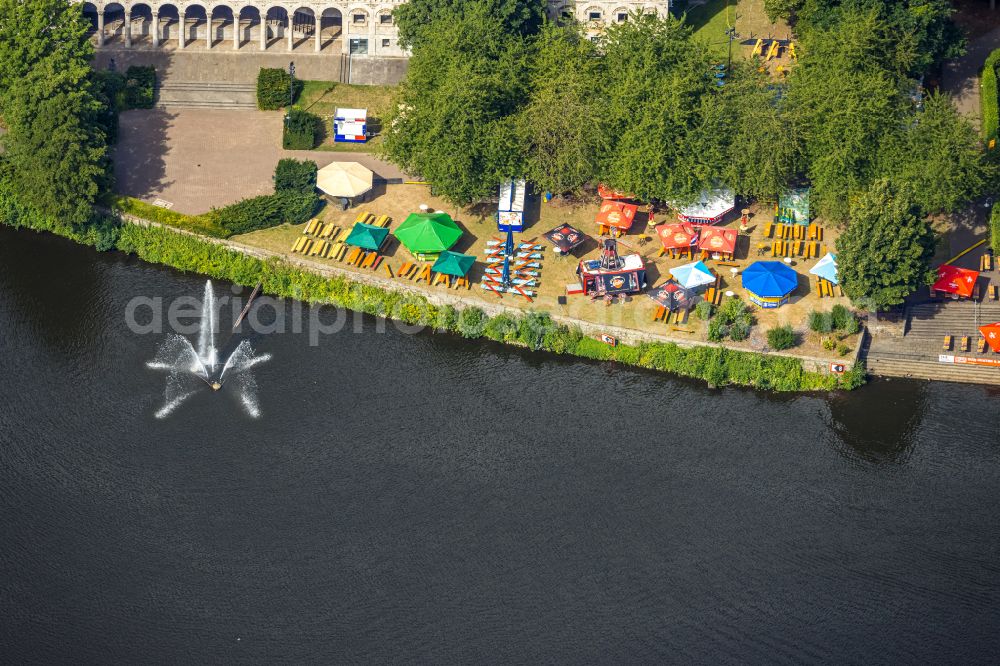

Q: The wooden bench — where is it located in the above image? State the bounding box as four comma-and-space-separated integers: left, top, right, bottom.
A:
990, 284, 998, 301
982, 253, 993, 272
360, 252, 377, 269
291, 236, 309, 253
304, 219, 322, 235
319, 223, 335, 239
413, 264, 432, 283
433, 272, 450, 287
354, 211, 374, 224
344, 247, 361, 265
774, 223, 785, 240
960, 336, 970, 352
652, 306, 666, 322
310, 241, 329, 257
979, 337, 987, 353
454, 277, 471, 290
943, 335, 952, 351
771, 240, 782, 257
763, 221, 773, 238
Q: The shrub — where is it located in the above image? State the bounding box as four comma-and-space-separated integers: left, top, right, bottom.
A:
257, 68, 303, 110
718, 297, 749, 324
282, 109, 321, 150
822, 337, 837, 351
843, 313, 861, 335
114, 196, 227, 237
831, 304, 851, 330
457, 307, 487, 338
837, 343, 851, 356
729, 319, 751, 341
707, 318, 728, 342
517, 311, 554, 351
124, 65, 156, 109
767, 325, 796, 351
274, 158, 317, 193
209, 191, 320, 235
694, 301, 714, 320
809, 310, 834, 333
484, 313, 518, 342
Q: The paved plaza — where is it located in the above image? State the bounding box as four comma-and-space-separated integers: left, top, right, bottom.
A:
113, 107, 410, 214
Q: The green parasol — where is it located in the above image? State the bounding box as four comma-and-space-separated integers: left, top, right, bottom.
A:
393, 212, 463, 254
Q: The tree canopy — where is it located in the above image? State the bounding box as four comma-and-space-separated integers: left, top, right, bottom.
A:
393, 0, 546, 50
836, 179, 936, 309
0, 0, 110, 225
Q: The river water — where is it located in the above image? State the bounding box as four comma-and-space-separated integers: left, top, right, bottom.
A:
1, 226, 999, 663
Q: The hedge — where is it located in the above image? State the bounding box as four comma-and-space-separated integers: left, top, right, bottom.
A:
282, 109, 321, 150
115, 196, 227, 238
982, 49, 1000, 142
257, 68, 303, 110
992, 203, 1000, 253
208, 191, 319, 235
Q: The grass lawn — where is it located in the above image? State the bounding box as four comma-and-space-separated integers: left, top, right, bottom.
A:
679, 0, 737, 58
294, 80, 397, 153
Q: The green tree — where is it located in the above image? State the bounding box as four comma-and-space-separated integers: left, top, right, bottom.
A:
880, 92, 988, 215
381, 3, 530, 205
393, 0, 545, 50
599, 13, 727, 204
0, 0, 109, 225
721, 66, 800, 200
837, 179, 935, 309
785, 9, 908, 223
517, 24, 603, 194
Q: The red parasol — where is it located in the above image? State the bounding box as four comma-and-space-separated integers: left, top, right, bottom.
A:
933, 264, 979, 298
697, 226, 738, 255
595, 201, 639, 231
980, 322, 1000, 352
655, 223, 698, 250
597, 183, 632, 200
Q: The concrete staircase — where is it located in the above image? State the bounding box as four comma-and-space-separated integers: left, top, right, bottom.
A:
155, 81, 257, 109
865, 301, 1000, 385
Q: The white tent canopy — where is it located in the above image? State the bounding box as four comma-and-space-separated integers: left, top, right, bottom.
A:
316, 161, 374, 198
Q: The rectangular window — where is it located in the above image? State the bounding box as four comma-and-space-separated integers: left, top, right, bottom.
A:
617, 13, 628, 22
589, 11, 602, 20
353, 14, 366, 24
380, 14, 393, 24
381, 38, 390, 48
349, 38, 368, 55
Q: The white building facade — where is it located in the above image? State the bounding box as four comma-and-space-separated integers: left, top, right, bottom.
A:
75, 0, 671, 59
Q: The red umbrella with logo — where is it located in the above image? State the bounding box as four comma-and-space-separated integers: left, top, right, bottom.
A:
980, 323, 1000, 352
655, 223, 698, 250
933, 264, 979, 298
595, 201, 639, 231
697, 226, 738, 255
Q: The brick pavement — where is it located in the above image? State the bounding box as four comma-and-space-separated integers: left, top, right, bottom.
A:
113, 107, 410, 214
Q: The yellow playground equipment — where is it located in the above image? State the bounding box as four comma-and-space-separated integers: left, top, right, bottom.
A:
766, 39, 781, 61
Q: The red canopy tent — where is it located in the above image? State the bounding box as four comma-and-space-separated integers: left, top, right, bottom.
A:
655, 223, 698, 250
596, 201, 639, 231
980, 323, 1000, 352
598, 183, 632, 200
933, 264, 979, 298
697, 226, 737, 257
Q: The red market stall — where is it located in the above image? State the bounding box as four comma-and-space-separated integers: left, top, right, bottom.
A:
980, 323, 1000, 352
595, 201, 638, 236
697, 226, 738, 259
676, 188, 735, 225
932, 264, 979, 299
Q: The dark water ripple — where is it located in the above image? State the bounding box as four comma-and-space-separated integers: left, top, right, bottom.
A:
0, 226, 999, 664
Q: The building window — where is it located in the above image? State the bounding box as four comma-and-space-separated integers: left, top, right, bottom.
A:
380, 14, 393, 25
381, 38, 390, 48
350, 38, 368, 54
617, 12, 628, 21
589, 11, 602, 20
353, 13, 366, 24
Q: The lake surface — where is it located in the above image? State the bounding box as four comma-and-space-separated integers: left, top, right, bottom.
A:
1, 225, 999, 663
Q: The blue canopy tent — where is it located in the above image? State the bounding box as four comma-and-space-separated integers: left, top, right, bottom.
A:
742, 261, 798, 308
809, 252, 839, 285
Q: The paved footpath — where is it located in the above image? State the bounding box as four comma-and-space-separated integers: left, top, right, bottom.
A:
114, 107, 410, 214
942, 24, 1000, 127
